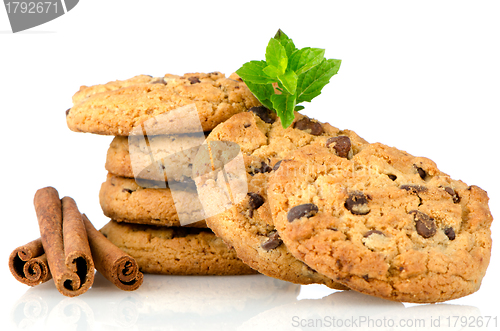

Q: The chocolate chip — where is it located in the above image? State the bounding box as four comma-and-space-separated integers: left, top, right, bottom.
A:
415, 166, 427, 180
122, 188, 133, 194
249, 106, 275, 124
293, 117, 324, 136
388, 174, 397, 181
364, 230, 384, 238
344, 191, 370, 215
409, 210, 436, 238
150, 77, 166, 85
248, 193, 265, 218
188, 77, 201, 84
252, 161, 272, 175
272, 160, 285, 171
287, 203, 319, 222
326, 136, 351, 158
400, 185, 427, 193
261, 231, 283, 251
444, 187, 460, 203
444, 227, 456, 240
65, 108, 71, 116
243, 123, 251, 128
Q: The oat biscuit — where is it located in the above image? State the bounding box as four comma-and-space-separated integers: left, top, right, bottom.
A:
268, 143, 493, 302
66, 72, 260, 135
99, 173, 207, 227
100, 220, 257, 275
195, 109, 367, 289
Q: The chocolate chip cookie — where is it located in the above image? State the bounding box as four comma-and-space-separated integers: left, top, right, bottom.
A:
268, 143, 493, 303
66, 72, 260, 135
195, 109, 367, 289
105, 133, 208, 182
100, 220, 257, 275
99, 173, 207, 227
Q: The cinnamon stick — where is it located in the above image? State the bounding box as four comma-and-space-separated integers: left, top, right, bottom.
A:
8, 238, 52, 286
34, 187, 94, 297
82, 214, 143, 291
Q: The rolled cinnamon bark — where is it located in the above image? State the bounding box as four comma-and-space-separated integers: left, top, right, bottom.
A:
82, 214, 143, 291
61, 196, 95, 291
34, 187, 94, 297
8, 238, 52, 286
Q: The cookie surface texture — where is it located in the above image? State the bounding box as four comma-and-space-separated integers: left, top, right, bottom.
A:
196, 109, 367, 289
66, 72, 260, 135
105, 134, 208, 182
268, 143, 493, 303
99, 173, 207, 227
100, 220, 257, 275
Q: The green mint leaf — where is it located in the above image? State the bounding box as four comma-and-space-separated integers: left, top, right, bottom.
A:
243, 81, 274, 110
288, 47, 325, 75
236, 30, 342, 129
236, 60, 275, 84
265, 38, 288, 75
262, 65, 281, 79
296, 58, 341, 103
274, 29, 289, 40
277, 71, 298, 95
271, 93, 296, 128
274, 29, 297, 58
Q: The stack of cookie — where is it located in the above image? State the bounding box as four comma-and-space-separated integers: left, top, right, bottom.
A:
66, 70, 493, 303
196, 107, 493, 303
66, 71, 261, 276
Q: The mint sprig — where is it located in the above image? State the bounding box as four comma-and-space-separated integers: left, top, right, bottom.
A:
236, 29, 341, 128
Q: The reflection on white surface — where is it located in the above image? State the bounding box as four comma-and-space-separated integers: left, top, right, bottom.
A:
10, 273, 484, 331
240, 290, 482, 331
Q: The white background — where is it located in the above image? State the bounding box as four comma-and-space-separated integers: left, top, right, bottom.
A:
1, 1, 499, 330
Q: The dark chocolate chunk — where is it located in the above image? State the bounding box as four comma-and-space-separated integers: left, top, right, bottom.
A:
65, 108, 71, 116
293, 117, 324, 136
400, 185, 427, 193
326, 136, 351, 158
188, 76, 201, 84
364, 230, 384, 238
444, 187, 460, 203
415, 166, 427, 180
122, 188, 133, 194
252, 161, 272, 174
249, 106, 275, 124
248, 193, 265, 218
272, 160, 283, 171
444, 227, 456, 240
409, 210, 436, 238
287, 203, 319, 222
150, 77, 166, 85
261, 231, 283, 251
244, 123, 251, 128
388, 174, 397, 181
344, 191, 370, 215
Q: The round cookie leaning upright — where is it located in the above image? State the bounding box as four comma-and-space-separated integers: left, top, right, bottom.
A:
66, 72, 261, 135
267, 143, 493, 303
195, 108, 368, 289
